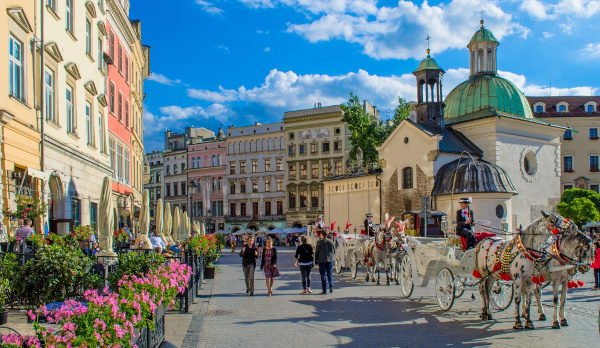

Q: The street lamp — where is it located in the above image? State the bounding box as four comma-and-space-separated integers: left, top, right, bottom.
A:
188, 179, 198, 223
206, 209, 212, 234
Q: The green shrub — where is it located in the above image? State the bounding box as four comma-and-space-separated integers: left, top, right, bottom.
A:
107, 252, 166, 291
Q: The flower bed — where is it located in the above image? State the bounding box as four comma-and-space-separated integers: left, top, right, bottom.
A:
0, 260, 191, 348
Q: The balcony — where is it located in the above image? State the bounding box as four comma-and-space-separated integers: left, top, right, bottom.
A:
225, 214, 286, 222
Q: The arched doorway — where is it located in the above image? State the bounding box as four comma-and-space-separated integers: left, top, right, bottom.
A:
293, 222, 302, 228
231, 226, 241, 233
48, 174, 63, 220
246, 223, 259, 231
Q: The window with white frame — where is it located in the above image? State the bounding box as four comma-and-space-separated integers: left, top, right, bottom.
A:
86, 102, 93, 145
109, 138, 116, 177
118, 91, 123, 121
66, 86, 75, 133
124, 149, 130, 184
98, 112, 104, 152
588, 105, 595, 113
66, 0, 74, 33
117, 143, 124, 181
125, 100, 129, 127
9, 35, 24, 101
44, 68, 55, 122
563, 156, 573, 172
590, 184, 599, 194
97, 38, 103, 71
86, 20, 92, 55
109, 82, 115, 113
563, 184, 573, 191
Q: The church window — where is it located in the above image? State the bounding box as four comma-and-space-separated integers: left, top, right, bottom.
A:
563, 156, 573, 172
477, 49, 484, 73
487, 49, 493, 71
522, 151, 538, 177
590, 156, 599, 172
495, 204, 505, 219
402, 167, 413, 189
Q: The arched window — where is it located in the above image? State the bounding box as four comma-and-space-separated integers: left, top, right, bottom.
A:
228, 143, 232, 154
217, 154, 222, 166
487, 48, 493, 71
230, 182, 236, 194
197, 157, 201, 168
402, 167, 413, 189
218, 177, 222, 190
211, 155, 216, 166
191, 158, 195, 169
262, 139, 266, 152
535, 105, 543, 113
274, 137, 278, 150
280, 136, 284, 150
212, 177, 216, 190
250, 141, 254, 152
477, 48, 484, 73
244, 141, 248, 153
559, 105, 567, 113
268, 138, 272, 151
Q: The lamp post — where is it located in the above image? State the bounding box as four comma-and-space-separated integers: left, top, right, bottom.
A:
206, 209, 212, 234
188, 179, 198, 225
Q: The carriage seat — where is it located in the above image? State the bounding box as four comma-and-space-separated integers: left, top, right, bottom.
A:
459, 232, 496, 251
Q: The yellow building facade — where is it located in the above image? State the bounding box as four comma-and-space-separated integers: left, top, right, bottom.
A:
1, 4, 42, 232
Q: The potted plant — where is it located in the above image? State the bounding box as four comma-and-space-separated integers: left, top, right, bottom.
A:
0, 278, 9, 325
6, 234, 21, 253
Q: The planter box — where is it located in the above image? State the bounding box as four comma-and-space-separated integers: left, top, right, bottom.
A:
0, 310, 8, 325
204, 267, 215, 279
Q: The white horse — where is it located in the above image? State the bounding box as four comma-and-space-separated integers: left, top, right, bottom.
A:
474, 211, 566, 329
525, 222, 592, 329
363, 230, 392, 285
387, 220, 409, 285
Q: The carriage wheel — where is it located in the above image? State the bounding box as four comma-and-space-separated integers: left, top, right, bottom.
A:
489, 280, 514, 311
400, 256, 413, 298
436, 268, 455, 311
350, 253, 358, 279
454, 277, 465, 298
335, 254, 342, 274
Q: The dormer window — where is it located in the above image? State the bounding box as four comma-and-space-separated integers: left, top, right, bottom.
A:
535, 105, 543, 113
584, 101, 597, 113
588, 105, 594, 113
558, 105, 567, 113
556, 102, 569, 113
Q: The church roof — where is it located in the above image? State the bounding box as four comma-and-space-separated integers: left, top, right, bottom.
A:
407, 120, 483, 156
414, 57, 444, 73
431, 157, 517, 196
468, 21, 499, 46
444, 107, 564, 128
444, 74, 534, 123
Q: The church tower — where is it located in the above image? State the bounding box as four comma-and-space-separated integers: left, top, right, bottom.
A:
413, 45, 445, 133
468, 20, 499, 77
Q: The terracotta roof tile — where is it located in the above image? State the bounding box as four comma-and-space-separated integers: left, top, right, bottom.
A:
527, 96, 600, 118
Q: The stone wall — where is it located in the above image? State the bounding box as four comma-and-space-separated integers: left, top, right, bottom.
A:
384, 165, 434, 218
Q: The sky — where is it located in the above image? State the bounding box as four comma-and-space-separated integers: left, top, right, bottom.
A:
129, 0, 600, 151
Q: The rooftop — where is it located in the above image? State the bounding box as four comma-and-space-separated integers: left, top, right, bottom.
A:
284, 105, 342, 119
527, 96, 600, 118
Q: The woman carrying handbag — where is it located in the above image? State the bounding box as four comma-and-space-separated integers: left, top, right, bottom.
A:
294, 236, 314, 294
261, 237, 279, 296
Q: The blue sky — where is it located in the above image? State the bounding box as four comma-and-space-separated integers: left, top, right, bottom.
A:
129, 0, 600, 151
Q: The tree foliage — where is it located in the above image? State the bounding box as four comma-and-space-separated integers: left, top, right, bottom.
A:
559, 188, 600, 212
341, 93, 411, 167
556, 197, 600, 228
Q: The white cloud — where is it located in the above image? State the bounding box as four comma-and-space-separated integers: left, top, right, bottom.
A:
147, 73, 181, 86
187, 86, 238, 103
498, 70, 597, 96
521, 0, 600, 20
580, 42, 600, 58
284, 0, 528, 60
218, 45, 230, 53
195, 0, 224, 16
542, 31, 554, 39
256, 29, 270, 34
264, 46, 271, 52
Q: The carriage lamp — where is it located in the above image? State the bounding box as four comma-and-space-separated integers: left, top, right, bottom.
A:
501, 218, 508, 234
441, 216, 449, 234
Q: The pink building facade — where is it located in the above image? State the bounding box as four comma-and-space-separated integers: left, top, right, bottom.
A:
187, 129, 227, 233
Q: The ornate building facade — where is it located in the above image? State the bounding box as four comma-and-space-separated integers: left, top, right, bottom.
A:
224, 122, 286, 233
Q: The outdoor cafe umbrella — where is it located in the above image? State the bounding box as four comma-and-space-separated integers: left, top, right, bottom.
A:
164, 203, 173, 244
172, 207, 181, 242
269, 228, 285, 234
216, 229, 228, 234
283, 227, 295, 234
192, 220, 200, 235
155, 199, 166, 245
97, 176, 116, 257
257, 227, 270, 234
133, 190, 152, 249
201, 222, 206, 236
182, 211, 190, 240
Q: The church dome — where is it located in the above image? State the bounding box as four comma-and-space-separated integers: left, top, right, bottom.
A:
468, 22, 499, 46
431, 157, 517, 196
443, 74, 534, 122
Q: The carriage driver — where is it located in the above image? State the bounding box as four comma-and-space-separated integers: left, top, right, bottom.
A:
364, 213, 375, 237
315, 215, 326, 237
456, 197, 477, 250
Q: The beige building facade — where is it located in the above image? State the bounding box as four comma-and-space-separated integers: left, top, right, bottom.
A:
529, 96, 600, 194
283, 105, 350, 228
1, 4, 43, 234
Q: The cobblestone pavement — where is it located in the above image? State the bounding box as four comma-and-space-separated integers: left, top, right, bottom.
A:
187, 247, 599, 347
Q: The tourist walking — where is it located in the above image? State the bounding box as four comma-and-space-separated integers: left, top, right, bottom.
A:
592, 239, 600, 290
230, 234, 237, 252
240, 236, 259, 295
261, 237, 279, 296
315, 231, 335, 294
294, 236, 314, 294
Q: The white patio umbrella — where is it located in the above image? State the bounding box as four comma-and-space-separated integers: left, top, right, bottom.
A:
133, 190, 152, 249
155, 199, 166, 245
172, 207, 181, 242
268, 228, 285, 234
97, 176, 116, 257
182, 211, 190, 240
164, 203, 173, 245
201, 222, 206, 236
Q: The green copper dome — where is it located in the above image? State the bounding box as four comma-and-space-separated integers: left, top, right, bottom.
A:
444, 74, 534, 122
468, 21, 499, 46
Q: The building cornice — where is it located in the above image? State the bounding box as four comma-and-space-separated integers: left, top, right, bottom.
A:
107, 0, 136, 46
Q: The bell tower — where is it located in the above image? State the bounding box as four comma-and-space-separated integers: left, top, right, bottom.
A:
468, 20, 499, 77
412, 39, 445, 133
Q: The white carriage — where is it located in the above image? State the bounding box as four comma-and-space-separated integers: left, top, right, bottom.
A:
334, 232, 369, 275
399, 221, 514, 311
